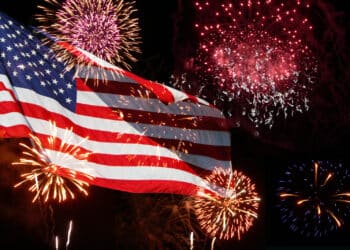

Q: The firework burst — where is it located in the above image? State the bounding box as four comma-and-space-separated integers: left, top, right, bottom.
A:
277, 160, 350, 238
13, 122, 93, 203
172, 0, 318, 129
192, 167, 260, 240
35, 0, 141, 78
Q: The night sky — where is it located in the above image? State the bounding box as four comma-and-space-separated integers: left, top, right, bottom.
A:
1, 1, 350, 250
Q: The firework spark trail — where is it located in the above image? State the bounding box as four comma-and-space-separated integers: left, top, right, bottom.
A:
277, 160, 350, 238
35, 0, 141, 82
193, 167, 260, 240
34, 173, 41, 202
171, 0, 318, 129
13, 121, 93, 203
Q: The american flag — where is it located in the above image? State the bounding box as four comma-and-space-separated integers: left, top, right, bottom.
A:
0, 12, 232, 196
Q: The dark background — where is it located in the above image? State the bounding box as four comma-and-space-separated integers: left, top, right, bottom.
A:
0, 0, 350, 249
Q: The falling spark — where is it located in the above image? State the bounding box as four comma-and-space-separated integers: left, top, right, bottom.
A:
314, 162, 319, 187
279, 193, 299, 198
192, 167, 260, 240
13, 121, 93, 203
317, 205, 321, 215
55, 236, 59, 250
321, 173, 333, 187
296, 199, 310, 206
210, 237, 216, 250
34, 173, 40, 194
326, 210, 342, 228
277, 160, 350, 237
66, 220, 73, 249
189, 231, 194, 250
35, 0, 141, 82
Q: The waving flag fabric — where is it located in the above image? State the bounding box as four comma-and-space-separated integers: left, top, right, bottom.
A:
0, 12, 232, 196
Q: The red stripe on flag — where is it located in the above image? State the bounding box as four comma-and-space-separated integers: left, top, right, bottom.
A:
76, 102, 230, 131
57, 167, 202, 196
81, 78, 158, 99
15, 102, 230, 161
113, 70, 176, 104
0, 124, 30, 138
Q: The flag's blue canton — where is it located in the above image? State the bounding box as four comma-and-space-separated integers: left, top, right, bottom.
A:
0, 12, 76, 111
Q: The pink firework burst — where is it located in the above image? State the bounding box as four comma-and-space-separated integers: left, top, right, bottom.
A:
36, 0, 141, 73
172, 0, 318, 129
192, 167, 261, 240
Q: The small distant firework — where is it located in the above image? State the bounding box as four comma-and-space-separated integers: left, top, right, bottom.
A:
35, 0, 141, 75
13, 122, 93, 203
192, 167, 260, 240
172, 0, 318, 129
277, 160, 350, 238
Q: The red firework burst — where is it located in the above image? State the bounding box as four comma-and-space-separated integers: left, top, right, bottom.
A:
173, 0, 318, 129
